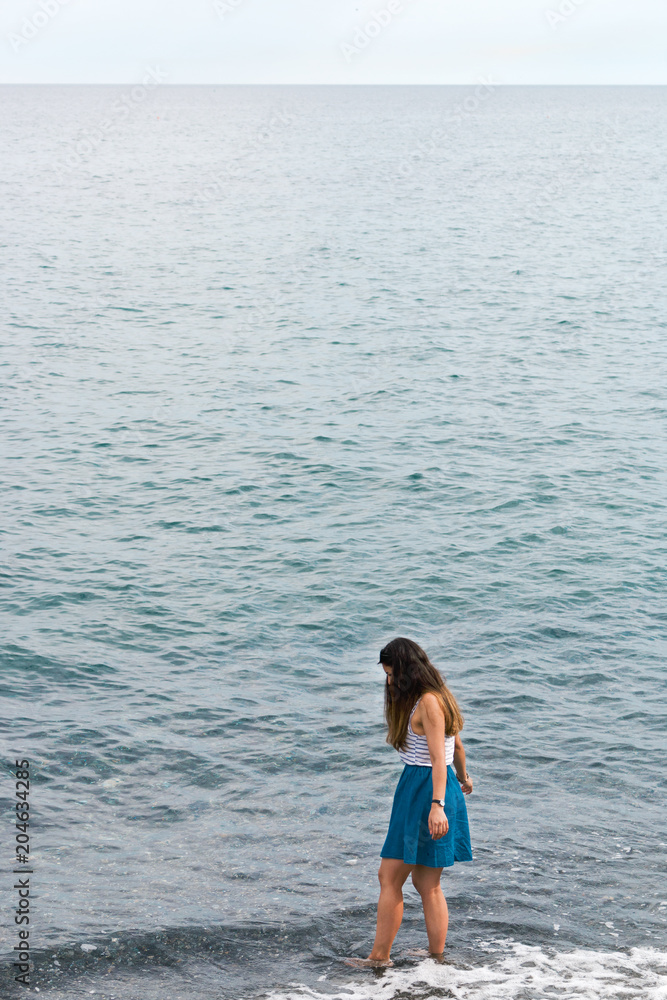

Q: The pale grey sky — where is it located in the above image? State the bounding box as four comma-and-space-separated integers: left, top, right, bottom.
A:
1, 0, 665, 85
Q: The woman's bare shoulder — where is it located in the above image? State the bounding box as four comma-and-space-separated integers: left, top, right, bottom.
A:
415, 691, 445, 725
419, 691, 442, 711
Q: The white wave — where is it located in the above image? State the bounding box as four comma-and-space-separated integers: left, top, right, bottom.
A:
266, 941, 667, 1000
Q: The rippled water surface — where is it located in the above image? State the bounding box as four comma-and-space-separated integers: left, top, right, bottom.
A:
1, 85, 666, 998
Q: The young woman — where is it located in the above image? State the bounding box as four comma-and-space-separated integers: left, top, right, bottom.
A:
346, 637, 473, 968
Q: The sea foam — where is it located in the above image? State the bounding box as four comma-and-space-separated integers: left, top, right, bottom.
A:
267, 941, 667, 1000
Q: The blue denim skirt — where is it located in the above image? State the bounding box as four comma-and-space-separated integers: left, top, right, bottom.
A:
380, 764, 473, 868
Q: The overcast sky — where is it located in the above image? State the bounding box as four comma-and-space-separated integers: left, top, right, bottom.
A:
1, 0, 665, 85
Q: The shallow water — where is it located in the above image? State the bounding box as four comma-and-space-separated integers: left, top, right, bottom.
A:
0, 84, 666, 998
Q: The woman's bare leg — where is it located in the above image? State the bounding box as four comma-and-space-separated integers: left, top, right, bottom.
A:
411, 865, 448, 954
367, 858, 413, 962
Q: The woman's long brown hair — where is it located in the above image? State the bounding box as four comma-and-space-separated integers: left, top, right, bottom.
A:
380, 637, 464, 750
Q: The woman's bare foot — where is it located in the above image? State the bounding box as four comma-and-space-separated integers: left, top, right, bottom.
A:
401, 947, 445, 961
343, 956, 394, 968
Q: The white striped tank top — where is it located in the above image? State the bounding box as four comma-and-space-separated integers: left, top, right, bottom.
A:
398, 697, 456, 767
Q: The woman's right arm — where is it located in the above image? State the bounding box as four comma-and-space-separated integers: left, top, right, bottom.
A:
454, 734, 473, 794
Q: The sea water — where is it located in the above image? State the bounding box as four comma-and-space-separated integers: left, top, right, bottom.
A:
0, 85, 666, 999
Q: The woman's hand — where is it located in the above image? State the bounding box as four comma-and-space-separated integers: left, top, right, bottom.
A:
459, 774, 473, 795
429, 805, 449, 840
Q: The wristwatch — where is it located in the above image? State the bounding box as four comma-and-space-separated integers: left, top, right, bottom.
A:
431, 798, 445, 808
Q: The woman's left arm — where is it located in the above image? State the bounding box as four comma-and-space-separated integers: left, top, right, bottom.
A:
454, 734, 473, 794
421, 693, 449, 840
